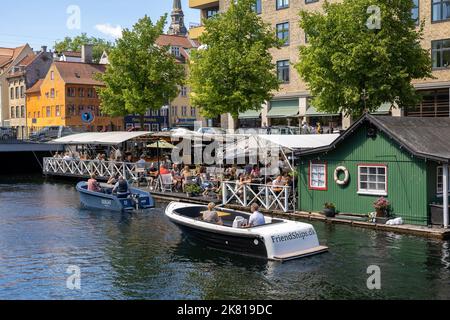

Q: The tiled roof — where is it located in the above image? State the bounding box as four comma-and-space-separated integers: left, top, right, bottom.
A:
298, 114, 450, 162
25, 79, 44, 94
62, 51, 82, 58
54, 61, 105, 85
0, 45, 27, 68
17, 53, 37, 66
156, 34, 199, 49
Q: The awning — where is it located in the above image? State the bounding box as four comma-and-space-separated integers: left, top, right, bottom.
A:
371, 102, 392, 115
258, 134, 340, 150
239, 109, 261, 119
305, 106, 341, 117
51, 132, 154, 145
268, 100, 299, 118
147, 140, 177, 149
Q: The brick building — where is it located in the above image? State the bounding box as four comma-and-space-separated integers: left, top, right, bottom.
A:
189, 0, 450, 130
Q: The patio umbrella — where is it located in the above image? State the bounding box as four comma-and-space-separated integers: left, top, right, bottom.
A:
147, 140, 177, 149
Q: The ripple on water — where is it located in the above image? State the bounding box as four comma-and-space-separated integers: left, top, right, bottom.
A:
0, 177, 449, 299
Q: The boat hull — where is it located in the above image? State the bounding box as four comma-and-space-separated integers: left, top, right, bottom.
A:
76, 182, 154, 212
170, 218, 268, 259
166, 202, 328, 262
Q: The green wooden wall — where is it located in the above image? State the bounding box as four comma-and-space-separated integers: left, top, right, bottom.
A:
298, 123, 431, 225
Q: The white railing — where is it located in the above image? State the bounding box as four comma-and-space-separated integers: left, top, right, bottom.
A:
43, 158, 139, 180
222, 181, 294, 213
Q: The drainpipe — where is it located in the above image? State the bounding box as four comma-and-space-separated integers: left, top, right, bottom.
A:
443, 163, 449, 228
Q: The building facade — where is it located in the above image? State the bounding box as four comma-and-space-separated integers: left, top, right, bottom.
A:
6, 46, 53, 138
26, 50, 123, 133
0, 44, 34, 128
189, 0, 450, 130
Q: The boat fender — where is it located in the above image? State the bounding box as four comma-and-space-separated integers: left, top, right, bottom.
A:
334, 166, 349, 185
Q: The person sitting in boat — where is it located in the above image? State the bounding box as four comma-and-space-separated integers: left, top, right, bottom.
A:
107, 173, 120, 186
87, 174, 101, 193
113, 176, 130, 199
246, 203, 266, 227
202, 203, 223, 226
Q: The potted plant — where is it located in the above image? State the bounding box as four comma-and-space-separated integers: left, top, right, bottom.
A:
373, 197, 390, 218
323, 202, 336, 217
185, 184, 202, 197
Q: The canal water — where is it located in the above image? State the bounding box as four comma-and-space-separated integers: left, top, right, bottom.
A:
0, 175, 449, 300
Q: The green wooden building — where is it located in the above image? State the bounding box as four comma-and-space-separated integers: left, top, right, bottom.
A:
297, 114, 450, 226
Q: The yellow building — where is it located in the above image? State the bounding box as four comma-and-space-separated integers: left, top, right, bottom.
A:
26, 60, 123, 132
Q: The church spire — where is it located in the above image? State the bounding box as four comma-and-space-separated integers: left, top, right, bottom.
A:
168, 0, 187, 36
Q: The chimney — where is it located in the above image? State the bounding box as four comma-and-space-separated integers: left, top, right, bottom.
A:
81, 45, 93, 64
41, 46, 47, 52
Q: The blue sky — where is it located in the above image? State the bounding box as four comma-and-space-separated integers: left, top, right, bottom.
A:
0, 0, 199, 50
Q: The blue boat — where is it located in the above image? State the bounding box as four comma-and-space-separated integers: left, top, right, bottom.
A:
76, 181, 155, 212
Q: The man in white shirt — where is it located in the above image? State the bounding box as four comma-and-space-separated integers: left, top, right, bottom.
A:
248, 203, 265, 227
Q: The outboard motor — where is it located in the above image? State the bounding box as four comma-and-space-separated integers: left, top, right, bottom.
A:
131, 193, 140, 210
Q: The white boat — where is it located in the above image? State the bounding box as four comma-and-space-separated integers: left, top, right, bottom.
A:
165, 202, 328, 262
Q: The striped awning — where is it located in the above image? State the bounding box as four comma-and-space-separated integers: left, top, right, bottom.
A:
268, 99, 299, 118
305, 106, 340, 117
239, 109, 262, 119
371, 102, 392, 115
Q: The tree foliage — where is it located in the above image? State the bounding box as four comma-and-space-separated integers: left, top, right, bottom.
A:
189, 0, 283, 122
54, 33, 114, 63
97, 15, 185, 127
296, 0, 433, 117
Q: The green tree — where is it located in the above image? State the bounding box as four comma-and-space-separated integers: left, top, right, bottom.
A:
189, 0, 283, 128
97, 15, 185, 128
54, 33, 114, 63
296, 0, 432, 117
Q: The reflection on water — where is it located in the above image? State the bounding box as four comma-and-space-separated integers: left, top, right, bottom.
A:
0, 175, 449, 300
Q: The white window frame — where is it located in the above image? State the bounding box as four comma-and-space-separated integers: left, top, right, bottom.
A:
358, 165, 387, 196
309, 161, 327, 190
437, 166, 450, 195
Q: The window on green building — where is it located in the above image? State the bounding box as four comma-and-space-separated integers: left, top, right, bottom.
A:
358, 165, 387, 196
437, 167, 450, 194
309, 162, 327, 190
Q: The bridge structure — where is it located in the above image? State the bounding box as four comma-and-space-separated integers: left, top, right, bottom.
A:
0, 139, 64, 174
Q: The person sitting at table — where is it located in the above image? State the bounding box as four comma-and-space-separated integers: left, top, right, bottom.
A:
181, 166, 193, 192
159, 164, 170, 175
199, 167, 213, 197
87, 174, 101, 193
251, 165, 261, 178
171, 164, 183, 191
136, 156, 147, 169
272, 175, 284, 194
202, 203, 223, 226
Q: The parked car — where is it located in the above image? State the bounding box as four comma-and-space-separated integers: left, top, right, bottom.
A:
30, 126, 73, 141
197, 127, 227, 135
0, 127, 15, 140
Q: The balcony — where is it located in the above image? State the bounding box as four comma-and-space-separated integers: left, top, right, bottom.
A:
189, 25, 206, 40
189, 0, 219, 9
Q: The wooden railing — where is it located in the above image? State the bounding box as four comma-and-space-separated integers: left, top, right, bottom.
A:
222, 181, 294, 213
43, 158, 139, 180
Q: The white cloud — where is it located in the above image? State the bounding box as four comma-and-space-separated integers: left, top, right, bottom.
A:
95, 23, 123, 39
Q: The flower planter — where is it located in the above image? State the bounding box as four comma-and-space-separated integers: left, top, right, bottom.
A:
376, 209, 387, 218
323, 208, 336, 218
